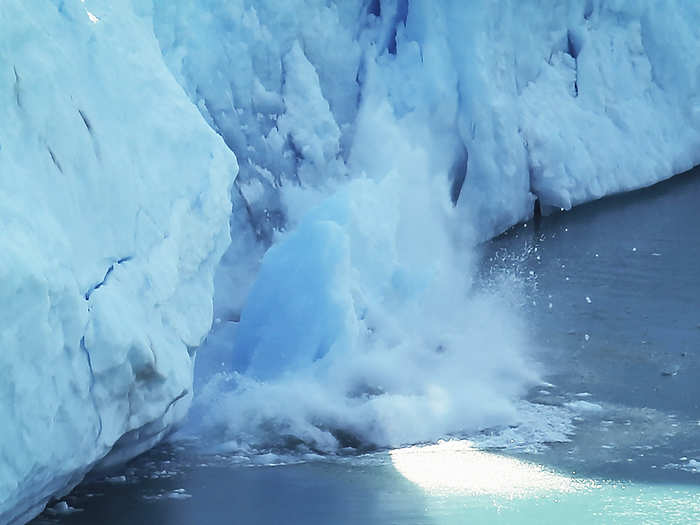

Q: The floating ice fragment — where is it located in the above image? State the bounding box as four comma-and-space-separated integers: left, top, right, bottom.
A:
661, 365, 680, 377
46, 501, 82, 515
104, 475, 127, 484
565, 400, 603, 412
167, 489, 192, 500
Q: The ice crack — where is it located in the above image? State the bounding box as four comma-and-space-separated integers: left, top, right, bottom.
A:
84, 256, 133, 300
80, 336, 103, 442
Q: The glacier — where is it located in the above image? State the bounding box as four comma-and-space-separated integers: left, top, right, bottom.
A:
170, 0, 700, 453
0, 2, 235, 523
2, 0, 700, 522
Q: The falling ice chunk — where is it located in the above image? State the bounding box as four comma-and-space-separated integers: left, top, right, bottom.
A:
584, 334, 590, 341
585, 296, 591, 304
632, 247, 637, 252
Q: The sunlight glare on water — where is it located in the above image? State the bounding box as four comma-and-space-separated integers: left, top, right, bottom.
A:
390, 440, 587, 497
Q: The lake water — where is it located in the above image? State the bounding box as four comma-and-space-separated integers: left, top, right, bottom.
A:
33, 166, 700, 524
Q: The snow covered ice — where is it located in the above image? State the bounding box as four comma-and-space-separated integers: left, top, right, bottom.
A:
1, 0, 700, 523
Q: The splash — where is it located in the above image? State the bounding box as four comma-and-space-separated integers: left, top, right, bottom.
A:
186, 101, 540, 454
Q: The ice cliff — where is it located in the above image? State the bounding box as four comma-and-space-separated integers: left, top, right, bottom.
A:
154, 0, 700, 319
2, 0, 700, 522
161, 0, 700, 454
0, 2, 235, 523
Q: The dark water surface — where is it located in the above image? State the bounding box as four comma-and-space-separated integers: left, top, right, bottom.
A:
484, 166, 700, 486
33, 167, 700, 524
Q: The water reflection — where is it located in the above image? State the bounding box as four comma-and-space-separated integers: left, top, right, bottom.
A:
390, 440, 585, 497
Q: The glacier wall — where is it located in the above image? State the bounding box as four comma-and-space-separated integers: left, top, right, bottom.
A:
0, 2, 235, 523
159, 0, 700, 453
154, 0, 700, 320
2, 0, 700, 522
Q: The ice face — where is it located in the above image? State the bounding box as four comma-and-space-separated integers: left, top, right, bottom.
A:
154, 0, 700, 323
3, 0, 700, 522
178, 0, 700, 454
0, 2, 235, 523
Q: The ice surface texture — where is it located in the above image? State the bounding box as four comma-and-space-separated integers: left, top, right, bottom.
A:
156, 0, 700, 246
2, 0, 700, 522
174, 0, 700, 452
0, 2, 235, 523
